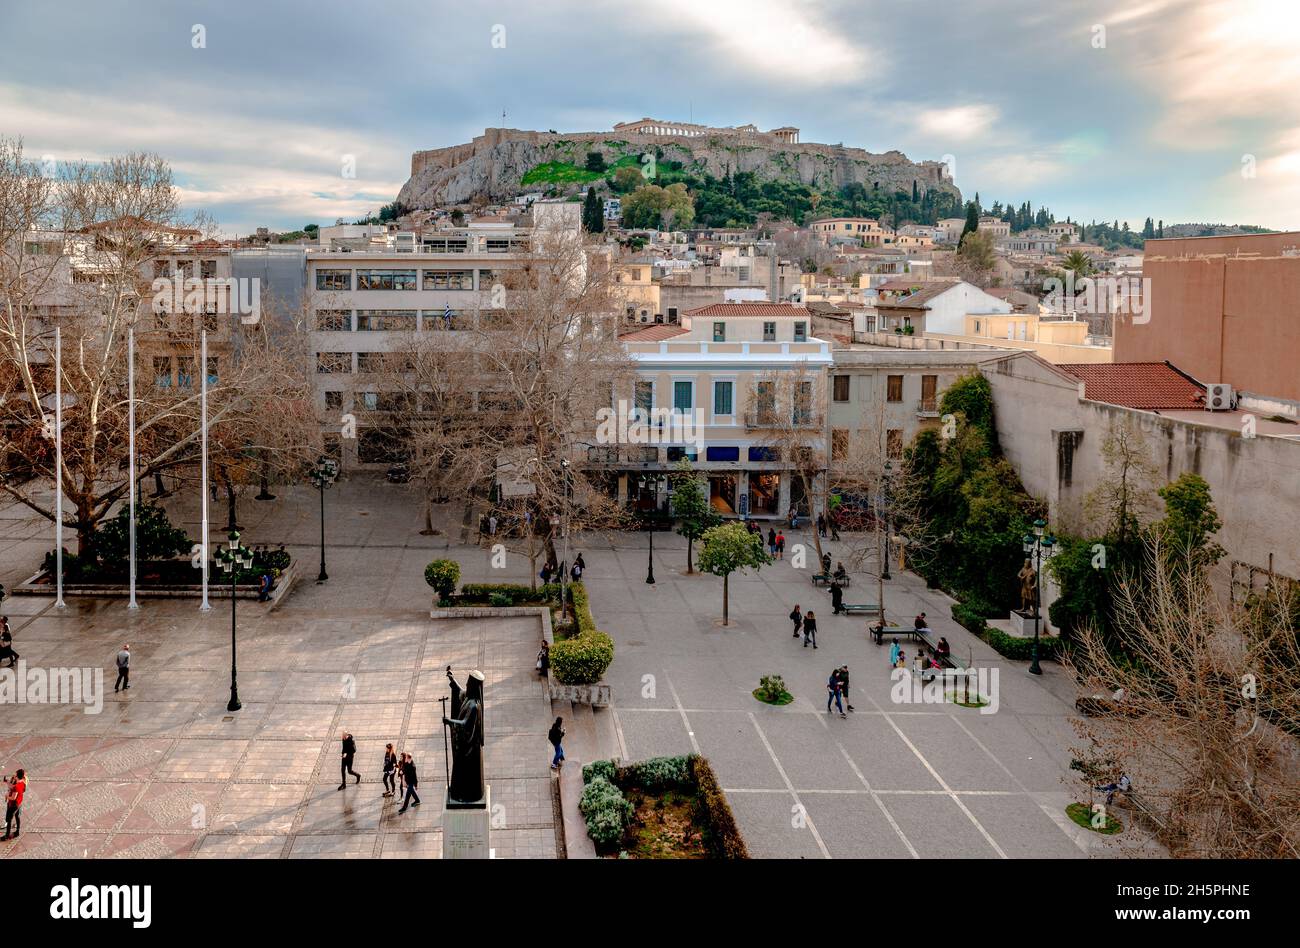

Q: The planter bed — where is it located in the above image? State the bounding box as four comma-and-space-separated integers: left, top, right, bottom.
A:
13, 561, 298, 603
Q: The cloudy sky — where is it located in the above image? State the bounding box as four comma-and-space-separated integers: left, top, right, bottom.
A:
3, 0, 1297, 236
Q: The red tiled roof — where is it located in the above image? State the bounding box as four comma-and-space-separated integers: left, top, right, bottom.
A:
1057, 362, 1206, 410
620, 324, 690, 342
683, 302, 809, 318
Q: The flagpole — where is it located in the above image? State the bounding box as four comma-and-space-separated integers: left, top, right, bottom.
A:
200, 329, 211, 612
127, 326, 139, 610
54, 326, 65, 609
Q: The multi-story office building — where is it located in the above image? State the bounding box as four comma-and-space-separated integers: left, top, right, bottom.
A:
613, 302, 833, 518
306, 223, 537, 468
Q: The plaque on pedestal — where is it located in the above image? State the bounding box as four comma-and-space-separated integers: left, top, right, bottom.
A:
441, 784, 491, 859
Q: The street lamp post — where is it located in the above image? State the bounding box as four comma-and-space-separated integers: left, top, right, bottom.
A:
216, 530, 255, 712
309, 456, 339, 583
1022, 517, 1056, 676
638, 472, 666, 585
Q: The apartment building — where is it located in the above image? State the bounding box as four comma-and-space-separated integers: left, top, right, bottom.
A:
812, 217, 887, 246
615, 302, 833, 518
307, 223, 535, 468
827, 348, 1009, 465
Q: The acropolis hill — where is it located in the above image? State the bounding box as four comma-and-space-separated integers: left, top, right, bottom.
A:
397, 118, 960, 208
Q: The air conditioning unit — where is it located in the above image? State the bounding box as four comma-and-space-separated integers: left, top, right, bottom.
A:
1206, 383, 1233, 411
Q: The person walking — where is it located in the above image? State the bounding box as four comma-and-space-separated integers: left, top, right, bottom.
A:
397, 753, 420, 813
838, 665, 855, 712
830, 580, 845, 615
382, 743, 398, 797
488, 514, 498, 537
826, 670, 846, 718
789, 604, 803, 638
767, 528, 777, 557
775, 531, 785, 560
816, 513, 826, 538
889, 638, 901, 667
0, 619, 17, 668
536, 639, 550, 677
548, 717, 566, 770
802, 610, 818, 649
1, 769, 24, 841
114, 643, 131, 692
829, 510, 841, 541
338, 731, 360, 789
575, 553, 585, 573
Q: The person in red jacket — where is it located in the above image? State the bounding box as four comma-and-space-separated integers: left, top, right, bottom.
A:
2, 769, 25, 841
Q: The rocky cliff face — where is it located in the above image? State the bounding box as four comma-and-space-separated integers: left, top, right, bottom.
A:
397, 128, 960, 209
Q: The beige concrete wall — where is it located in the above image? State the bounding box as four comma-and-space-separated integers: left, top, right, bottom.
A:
982, 354, 1300, 583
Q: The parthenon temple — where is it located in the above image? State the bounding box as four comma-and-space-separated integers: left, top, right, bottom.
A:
612, 118, 800, 143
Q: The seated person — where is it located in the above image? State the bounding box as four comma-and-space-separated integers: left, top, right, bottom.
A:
1095, 774, 1131, 805
833, 561, 847, 581
914, 611, 929, 632
935, 636, 951, 660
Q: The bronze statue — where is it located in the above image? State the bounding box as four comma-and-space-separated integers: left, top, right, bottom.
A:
442, 667, 486, 807
1018, 559, 1038, 613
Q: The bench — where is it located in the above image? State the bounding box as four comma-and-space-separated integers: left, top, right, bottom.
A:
843, 602, 882, 616
914, 628, 963, 670
810, 573, 851, 587
870, 624, 920, 644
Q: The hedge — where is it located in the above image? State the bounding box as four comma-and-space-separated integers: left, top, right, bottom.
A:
949, 603, 1061, 662
690, 755, 749, 860
580, 753, 749, 859
550, 629, 614, 684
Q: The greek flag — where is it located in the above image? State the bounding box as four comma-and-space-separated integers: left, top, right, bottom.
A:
443, 302, 453, 328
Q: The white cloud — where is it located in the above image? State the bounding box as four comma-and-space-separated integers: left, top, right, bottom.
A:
0, 83, 408, 236
650, 0, 874, 85
914, 105, 998, 142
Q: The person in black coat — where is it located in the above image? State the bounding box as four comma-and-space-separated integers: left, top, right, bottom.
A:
382, 743, 398, 797
548, 717, 566, 770
338, 732, 360, 789
802, 610, 818, 649
789, 604, 803, 638
398, 753, 420, 812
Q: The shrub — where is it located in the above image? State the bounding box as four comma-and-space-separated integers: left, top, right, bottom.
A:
579, 776, 631, 849
582, 759, 616, 785
550, 629, 614, 684
460, 582, 549, 602
90, 503, 191, 566
619, 755, 692, 791
423, 559, 461, 600
488, 591, 513, 607
755, 674, 792, 705
951, 602, 988, 635
984, 626, 1060, 661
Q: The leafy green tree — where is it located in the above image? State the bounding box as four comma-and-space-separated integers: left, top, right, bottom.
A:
622, 182, 694, 230
670, 460, 719, 574
584, 151, 607, 173
697, 522, 771, 625
611, 165, 644, 193
424, 558, 461, 602
956, 230, 996, 272
1154, 473, 1225, 572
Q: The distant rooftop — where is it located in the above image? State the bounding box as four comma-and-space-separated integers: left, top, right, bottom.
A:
1057, 361, 1205, 410
683, 302, 809, 319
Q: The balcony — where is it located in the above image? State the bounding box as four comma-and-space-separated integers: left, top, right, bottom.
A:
917, 397, 940, 418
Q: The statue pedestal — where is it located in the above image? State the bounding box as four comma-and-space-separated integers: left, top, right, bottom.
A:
1011, 610, 1040, 637
441, 785, 491, 859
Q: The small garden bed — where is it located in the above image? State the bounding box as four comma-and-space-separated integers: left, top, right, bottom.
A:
1066, 801, 1123, 835
580, 755, 748, 859
753, 674, 794, 706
